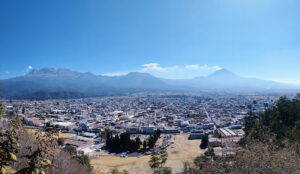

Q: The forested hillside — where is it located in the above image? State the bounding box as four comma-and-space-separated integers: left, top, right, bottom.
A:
183, 94, 300, 174
242, 94, 300, 144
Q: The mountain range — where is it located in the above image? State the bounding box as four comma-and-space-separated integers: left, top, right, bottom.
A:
0, 67, 298, 99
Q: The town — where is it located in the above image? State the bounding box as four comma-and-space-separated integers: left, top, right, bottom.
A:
1, 93, 278, 173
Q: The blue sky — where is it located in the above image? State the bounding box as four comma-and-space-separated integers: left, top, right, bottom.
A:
1, 0, 300, 84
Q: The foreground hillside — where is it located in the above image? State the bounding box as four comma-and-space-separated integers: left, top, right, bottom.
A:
0, 105, 92, 174
183, 94, 300, 174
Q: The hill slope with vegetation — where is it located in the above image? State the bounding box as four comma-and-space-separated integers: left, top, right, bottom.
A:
0, 104, 92, 174
183, 94, 300, 174
242, 94, 300, 144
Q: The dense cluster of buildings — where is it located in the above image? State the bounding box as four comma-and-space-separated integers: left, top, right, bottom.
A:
1, 93, 277, 154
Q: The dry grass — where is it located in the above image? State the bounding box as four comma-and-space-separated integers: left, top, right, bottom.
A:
91, 134, 205, 174
25, 128, 75, 139
91, 154, 151, 174
58, 132, 75, 138
166, 135, 205, 173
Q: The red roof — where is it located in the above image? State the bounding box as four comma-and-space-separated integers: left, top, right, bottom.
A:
64, 139, 88, 148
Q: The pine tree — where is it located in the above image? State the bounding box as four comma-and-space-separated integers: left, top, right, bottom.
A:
200, 134, 208, 149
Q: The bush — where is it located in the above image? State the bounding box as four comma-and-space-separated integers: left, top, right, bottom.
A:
57, 138, 65, 146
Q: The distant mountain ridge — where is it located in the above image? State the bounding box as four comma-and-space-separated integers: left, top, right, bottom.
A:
0, 67, 298, 99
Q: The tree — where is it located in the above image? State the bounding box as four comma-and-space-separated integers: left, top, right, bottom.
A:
213, 130, 222, 138
148, 136, 156, 149
292, 121, 300, 141
20, 128, 59, 174
149, 153, 160, 172
204, 147, 215, 158
160, 167, 172, 174
45, 122, 51, 127
187, 141, 300, 174
110, 168, 129, 174
64, 145, 77, 155
22, 107, 25, 114
101, 129, 111, 140
186, 94, 300, 174
120, 132, 131, 151
155, 129, 161, 138
57, 138, 65, 146
149, 150, 172, 174
0, 104, 20, 173
295, 93, 300, 100
0, 112, 58, 174
106, 132, 142, 152
200, 134, 208, 149
0, 124, 19, 174
159, 150, 168, 167
242, 94, 300, 144
0, 103, 3, 120
0, 105, 92, 174
143, 140, 147, 151
135, 136, 141, 150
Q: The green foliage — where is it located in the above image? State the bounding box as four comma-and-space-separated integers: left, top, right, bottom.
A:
143, 140, 147, 151
187, 141, 300, 174
160, 150, 168, 165
0, 103, 3, 120
106, 130, 161, 153
22, 107, 25, 114
45, 122, 51, 127
149, 150, 172, 174
0, 115, 20, 171
147, 130, 161, 150
0, 107, 91, 174
106, 132, 140, 152
57, 138, 65, 146
149, 153, 160, 171
101, 129, 111, 140
135, 136, 141, 150
110, 168, 129, 174
0, 112, 56, 174
160, 167, 172, 174
63, 145, 77, 155
243, 94, 300, 144
21, 128, 58, 173
1, 167, 7, 174
204, 147, 215, 158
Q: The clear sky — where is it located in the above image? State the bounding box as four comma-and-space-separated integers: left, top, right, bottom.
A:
1, 0, 300, 84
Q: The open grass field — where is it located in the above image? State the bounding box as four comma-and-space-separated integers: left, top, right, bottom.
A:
25, 128, 75, 139
25, 129, 204, 173
91, 134, 205, 174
